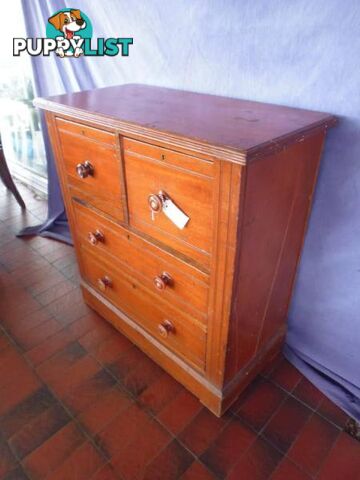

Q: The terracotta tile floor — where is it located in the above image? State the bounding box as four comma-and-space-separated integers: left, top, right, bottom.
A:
0, 182, 359, 480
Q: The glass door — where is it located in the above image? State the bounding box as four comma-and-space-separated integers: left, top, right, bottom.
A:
0, 0, 47, 195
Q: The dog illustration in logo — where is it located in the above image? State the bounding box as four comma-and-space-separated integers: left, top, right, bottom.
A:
48, 9, 86, 57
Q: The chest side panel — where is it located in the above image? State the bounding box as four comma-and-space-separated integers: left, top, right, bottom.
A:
224, 132, 326, 386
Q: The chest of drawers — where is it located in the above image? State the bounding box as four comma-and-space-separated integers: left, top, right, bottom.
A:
35, 84, 336, 415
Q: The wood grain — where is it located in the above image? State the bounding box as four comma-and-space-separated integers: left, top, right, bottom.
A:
35, 84, 335, 162
80, 246, 207, 371
73, 200, 209, 321
124, 145, 215, 268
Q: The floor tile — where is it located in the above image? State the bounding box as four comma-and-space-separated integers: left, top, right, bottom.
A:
110, 414, 170, 479
26, 268, 66, 297
95, 403, 152, 459
0, 386, 56, 439
262, 396, 312, 453
25, 329, 74, 367
62, 368, 116, 415
292, 377, 326, 410
121, 354, 163, 398
287, 413, 340, 476
106, 345, 146, 383
2, 465, 30, 480
0, 347, 30, 389
78, 387, 133, 437
269, 358, 302, 392
180, 461, 217, 480
13, 318, 62, 352
232, 377, 286, 432
5, 309, 53, 339
0, 438, 18, 477
49, 441, 105, 480
22, 422, 85, 479
35, 279, 76, 306
142, 439, 194, 480
49, 354, 101, 397
157, 388, 203, 435
89, 333, 134, 366
35, 342, 87, 386
179, 409, 231, 457
7, 403, 70, 459
90, 463, 120, 480
0, 370, 41, 417
201, 416, 256, 478
45, 288, 91, 325
227, 436, 282, 480
317, 432, 360, 480
138, 371, 182, 414
317, 396, 349, 428
270, 458, 311, 480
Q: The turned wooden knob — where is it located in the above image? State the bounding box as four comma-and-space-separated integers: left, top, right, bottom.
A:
76, 161, 94, 178
97, 276, 112, 292
158, 320, 175, 338
88, 230, 104, 246
148, 191, 166, 213
153, 272, 172, 291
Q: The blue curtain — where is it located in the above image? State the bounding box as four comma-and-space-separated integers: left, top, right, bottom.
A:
18, 0, 97, 243
19, 0, 360, 421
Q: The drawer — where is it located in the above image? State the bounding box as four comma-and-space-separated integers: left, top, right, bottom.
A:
73, 201, 209, 321
80, 248, 206, 370
56, 118, 126, 221
123, 138, 216, 268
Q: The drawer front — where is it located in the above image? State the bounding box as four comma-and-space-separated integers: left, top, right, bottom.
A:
73, 201, 209, 321
123, 138, 216, 268
56, 118, 125, 221
80, 248, 206, 370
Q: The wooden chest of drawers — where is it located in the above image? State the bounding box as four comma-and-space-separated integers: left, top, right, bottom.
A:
35, 84, 336, 415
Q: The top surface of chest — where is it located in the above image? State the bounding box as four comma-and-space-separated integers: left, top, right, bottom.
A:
34, 83, 335, 159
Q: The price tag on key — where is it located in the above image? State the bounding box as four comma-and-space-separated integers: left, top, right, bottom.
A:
162, 197, 190, 230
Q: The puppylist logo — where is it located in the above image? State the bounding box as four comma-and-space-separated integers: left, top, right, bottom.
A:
13, 8, 133, 58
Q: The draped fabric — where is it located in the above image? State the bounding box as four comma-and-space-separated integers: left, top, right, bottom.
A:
19, 0, 360, 420
18, 0, 97, 243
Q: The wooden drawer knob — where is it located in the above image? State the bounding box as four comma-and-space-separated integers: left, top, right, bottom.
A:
158, 320, 174, 338
148, 193, 163, 213
76, 161, 94, 178
153, 272, 172, 291
88, 230, 104, 246
148, 191, 167, 214
97, 276, 112, 292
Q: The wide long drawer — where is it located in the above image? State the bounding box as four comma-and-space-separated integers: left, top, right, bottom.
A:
56, 117, 126, 222
80, 247, 207, 370
73, 201, 209, 321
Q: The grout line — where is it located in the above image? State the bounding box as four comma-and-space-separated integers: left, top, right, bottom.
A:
263, 374, 346, 431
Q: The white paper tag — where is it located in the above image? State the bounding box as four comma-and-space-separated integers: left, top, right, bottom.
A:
162, 198, 190, 230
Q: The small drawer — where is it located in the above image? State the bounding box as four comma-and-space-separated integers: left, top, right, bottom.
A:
80, 248, 206, 370
124, 138, 215, 177
123, 138, 216, 268
56, 118, 126, 221
73, 201, 209, 322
